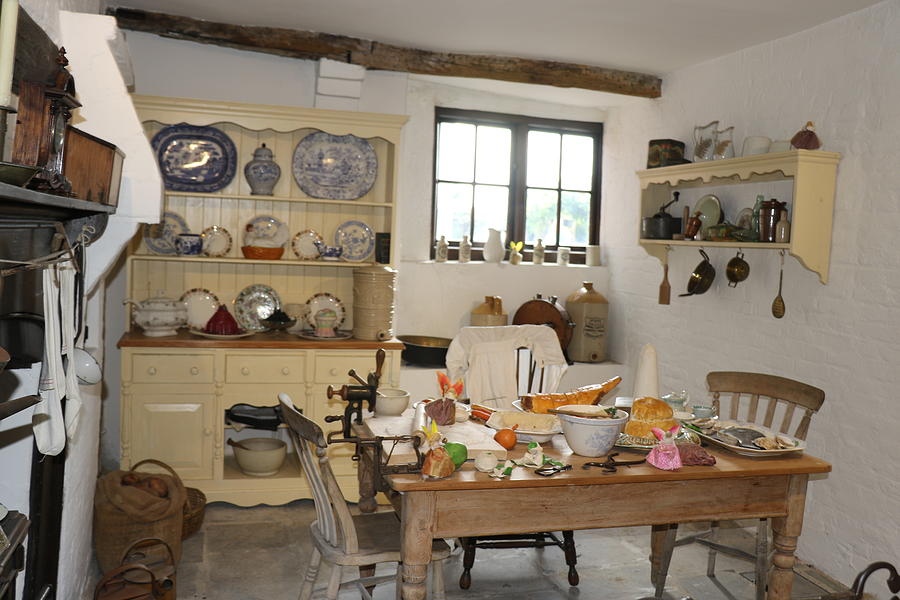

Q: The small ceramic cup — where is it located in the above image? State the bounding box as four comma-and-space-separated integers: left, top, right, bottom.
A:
175, 233, 203, 255
693, 405, 716, 418
557, 247, 571, 266
741, 136, 772, 156
585, 245, 601, 266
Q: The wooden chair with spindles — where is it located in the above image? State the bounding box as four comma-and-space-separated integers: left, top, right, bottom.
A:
651, 371, 826, 600
278, 393, 450, 600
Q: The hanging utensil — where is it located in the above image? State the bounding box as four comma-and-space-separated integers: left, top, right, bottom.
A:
658, 247, 671, 305
772, 250, 786, 318
679, 249, 716, 297
725, 250, 750, 287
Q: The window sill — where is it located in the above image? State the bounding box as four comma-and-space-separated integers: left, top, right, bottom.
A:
416, 260, 604, 268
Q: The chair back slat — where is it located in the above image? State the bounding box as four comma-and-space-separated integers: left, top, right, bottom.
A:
763, 398, 778, 429
747, 394, 760, 422
517, 347, 552, 395
706, 372, 825, 441
279, 393, 359, 554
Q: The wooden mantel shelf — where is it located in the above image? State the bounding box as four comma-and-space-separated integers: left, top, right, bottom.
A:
118, 329, 404, 350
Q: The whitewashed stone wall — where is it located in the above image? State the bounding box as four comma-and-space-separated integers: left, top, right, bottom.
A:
601, 0, 900, 588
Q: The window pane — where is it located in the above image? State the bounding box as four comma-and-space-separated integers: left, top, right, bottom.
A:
559, 191, 591, 246
472, 185, 509, 243
525, 188, 558, 245
561, 134, 594, 191
475, 126, 511, 185
526, 131, 560, 188
437, 122, 475, 182
435, 182, 472, 241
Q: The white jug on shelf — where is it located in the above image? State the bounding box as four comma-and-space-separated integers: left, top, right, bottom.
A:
483, 228, 504, 263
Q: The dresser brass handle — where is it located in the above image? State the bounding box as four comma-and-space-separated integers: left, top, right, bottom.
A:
147, 367, 157, 376
190, 367, 200, 375
241, 367, 250, 376
282, 367, 290, 375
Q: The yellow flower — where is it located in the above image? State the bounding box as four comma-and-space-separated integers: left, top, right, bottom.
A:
509, 241, 523, 252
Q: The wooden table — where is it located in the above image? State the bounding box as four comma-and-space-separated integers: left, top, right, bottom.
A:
354, 430, 830, 600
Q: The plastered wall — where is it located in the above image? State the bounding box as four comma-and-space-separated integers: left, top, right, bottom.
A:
600, 0, 900, 587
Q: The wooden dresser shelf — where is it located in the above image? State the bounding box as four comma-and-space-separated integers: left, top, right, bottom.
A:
118, 330, 404, 350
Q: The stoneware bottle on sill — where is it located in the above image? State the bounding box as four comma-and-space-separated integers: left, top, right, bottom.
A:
435, 235, 448, 262
459, 235, 472, 263
533, 239, 545, 264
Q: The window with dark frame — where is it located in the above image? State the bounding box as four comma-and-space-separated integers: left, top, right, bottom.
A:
432, 108, 602, 262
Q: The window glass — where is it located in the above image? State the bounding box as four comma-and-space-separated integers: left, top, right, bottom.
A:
559, 191, 591, 246
561, 134, 594, 192
475, 126, 511, 185
435, 182, 472, 240
525, 188, 558, 245
437, 122, 475, 182
526, 131, 560, 189
472, 184, 509, 242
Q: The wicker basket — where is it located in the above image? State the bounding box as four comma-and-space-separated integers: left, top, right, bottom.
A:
182, 487, 207, 539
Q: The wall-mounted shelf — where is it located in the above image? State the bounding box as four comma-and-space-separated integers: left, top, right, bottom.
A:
637, 149, 840, 283
164, 191, 393, 209
128, 254, 374, 268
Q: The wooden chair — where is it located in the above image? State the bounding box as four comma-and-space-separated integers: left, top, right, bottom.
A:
455, 340, 579, 589
278, 393, 450, 600
651, 372, 825, 600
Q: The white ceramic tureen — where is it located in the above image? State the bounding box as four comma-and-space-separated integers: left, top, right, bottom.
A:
124, 293, 187, 337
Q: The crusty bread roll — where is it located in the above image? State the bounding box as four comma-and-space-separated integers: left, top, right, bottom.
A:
623, 397, 678, 439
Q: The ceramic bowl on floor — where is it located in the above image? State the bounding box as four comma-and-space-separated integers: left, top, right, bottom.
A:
557, 406, 628, 457
374, 388, 410, 416
232, 438, 287, 476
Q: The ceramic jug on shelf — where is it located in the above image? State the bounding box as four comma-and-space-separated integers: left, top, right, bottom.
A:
483, 228, 504, 263
692, 120, 719, 161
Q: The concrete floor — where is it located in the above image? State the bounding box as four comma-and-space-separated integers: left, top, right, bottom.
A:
172, 501, 851, 600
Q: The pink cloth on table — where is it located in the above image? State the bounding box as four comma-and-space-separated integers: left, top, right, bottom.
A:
647, 442, 682, 470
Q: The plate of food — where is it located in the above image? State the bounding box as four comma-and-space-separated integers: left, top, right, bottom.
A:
151, 124, 237, 192
682, 417, 805, 456
486, 410, 562, 443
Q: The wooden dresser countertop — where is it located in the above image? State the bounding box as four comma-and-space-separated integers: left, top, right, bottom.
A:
118, 330, 405, 350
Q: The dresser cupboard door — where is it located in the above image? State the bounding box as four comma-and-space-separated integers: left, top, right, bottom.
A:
132, 394, 215, 479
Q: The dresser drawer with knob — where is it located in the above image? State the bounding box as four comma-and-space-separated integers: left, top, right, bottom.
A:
132, 354, 215, 383
225, 354, 305, 383
313, 352, 394, 383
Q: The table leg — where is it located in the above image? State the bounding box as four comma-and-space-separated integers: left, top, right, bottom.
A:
768, 475, 809, 600
400, 491, 437, 600
649, 523, 677, 599
357, 443, 379, 513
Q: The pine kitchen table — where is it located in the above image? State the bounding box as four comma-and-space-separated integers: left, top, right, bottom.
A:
353, 429, 831, 600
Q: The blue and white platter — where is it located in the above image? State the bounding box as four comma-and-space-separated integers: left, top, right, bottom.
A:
151, 123, 237, 192
143, 211, 190, 255
334, 220, 375, 262
292, 132, 377, 200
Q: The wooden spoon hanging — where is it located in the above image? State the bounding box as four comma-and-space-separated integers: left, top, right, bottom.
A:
658, 249, 671, 305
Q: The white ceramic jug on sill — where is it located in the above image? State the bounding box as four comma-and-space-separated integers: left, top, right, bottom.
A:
483, 228, 504, 263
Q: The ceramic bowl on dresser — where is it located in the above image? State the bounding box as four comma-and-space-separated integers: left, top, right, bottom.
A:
123, 295, 187, 337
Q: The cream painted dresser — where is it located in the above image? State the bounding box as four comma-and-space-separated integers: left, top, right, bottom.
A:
119, 96, 407, 505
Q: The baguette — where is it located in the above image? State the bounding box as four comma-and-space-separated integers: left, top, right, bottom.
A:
521, 376, 621, 414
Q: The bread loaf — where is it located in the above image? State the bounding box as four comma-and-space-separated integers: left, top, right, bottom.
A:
521, 376, 621, 414
623, 397, 678, 439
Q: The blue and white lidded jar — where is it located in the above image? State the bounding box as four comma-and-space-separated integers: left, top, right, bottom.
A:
244, 143, 281, 195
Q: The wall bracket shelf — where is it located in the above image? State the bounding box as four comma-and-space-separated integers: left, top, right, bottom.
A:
637, 149, 840, 284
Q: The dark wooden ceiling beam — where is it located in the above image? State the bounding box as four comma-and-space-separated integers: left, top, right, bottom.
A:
110, 7, 661, 98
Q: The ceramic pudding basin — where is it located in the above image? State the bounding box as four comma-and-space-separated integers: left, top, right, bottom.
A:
557, 407, 628, 457
374, 388, 410, 416
232, 437, 287, 476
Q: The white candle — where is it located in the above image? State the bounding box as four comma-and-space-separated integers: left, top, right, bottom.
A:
0, 0, 18, 108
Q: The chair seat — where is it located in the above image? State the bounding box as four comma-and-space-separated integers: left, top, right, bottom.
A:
311, 513, 451, 567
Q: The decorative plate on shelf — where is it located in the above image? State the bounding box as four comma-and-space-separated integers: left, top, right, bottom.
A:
180, 288, 221, 330
244, 215, 289, 248
151, 123, 237, 192
187, 329, 255, 340
334, 220, 375, 262
291, 132, 378, 200
735, 208, 753, 231
143, 211, 190, 255
304, 293, 345, 328
291, 229, 323, 260
696, 194, 722, 235
233, 284, 282, 332
201, 226, 232, 257
296, 329, 353, 340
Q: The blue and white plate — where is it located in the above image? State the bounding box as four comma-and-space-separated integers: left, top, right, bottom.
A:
143, 211, 190, 255
292, 132, 377, 200
334, 220, 375, 262
151, 124, 237, 192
